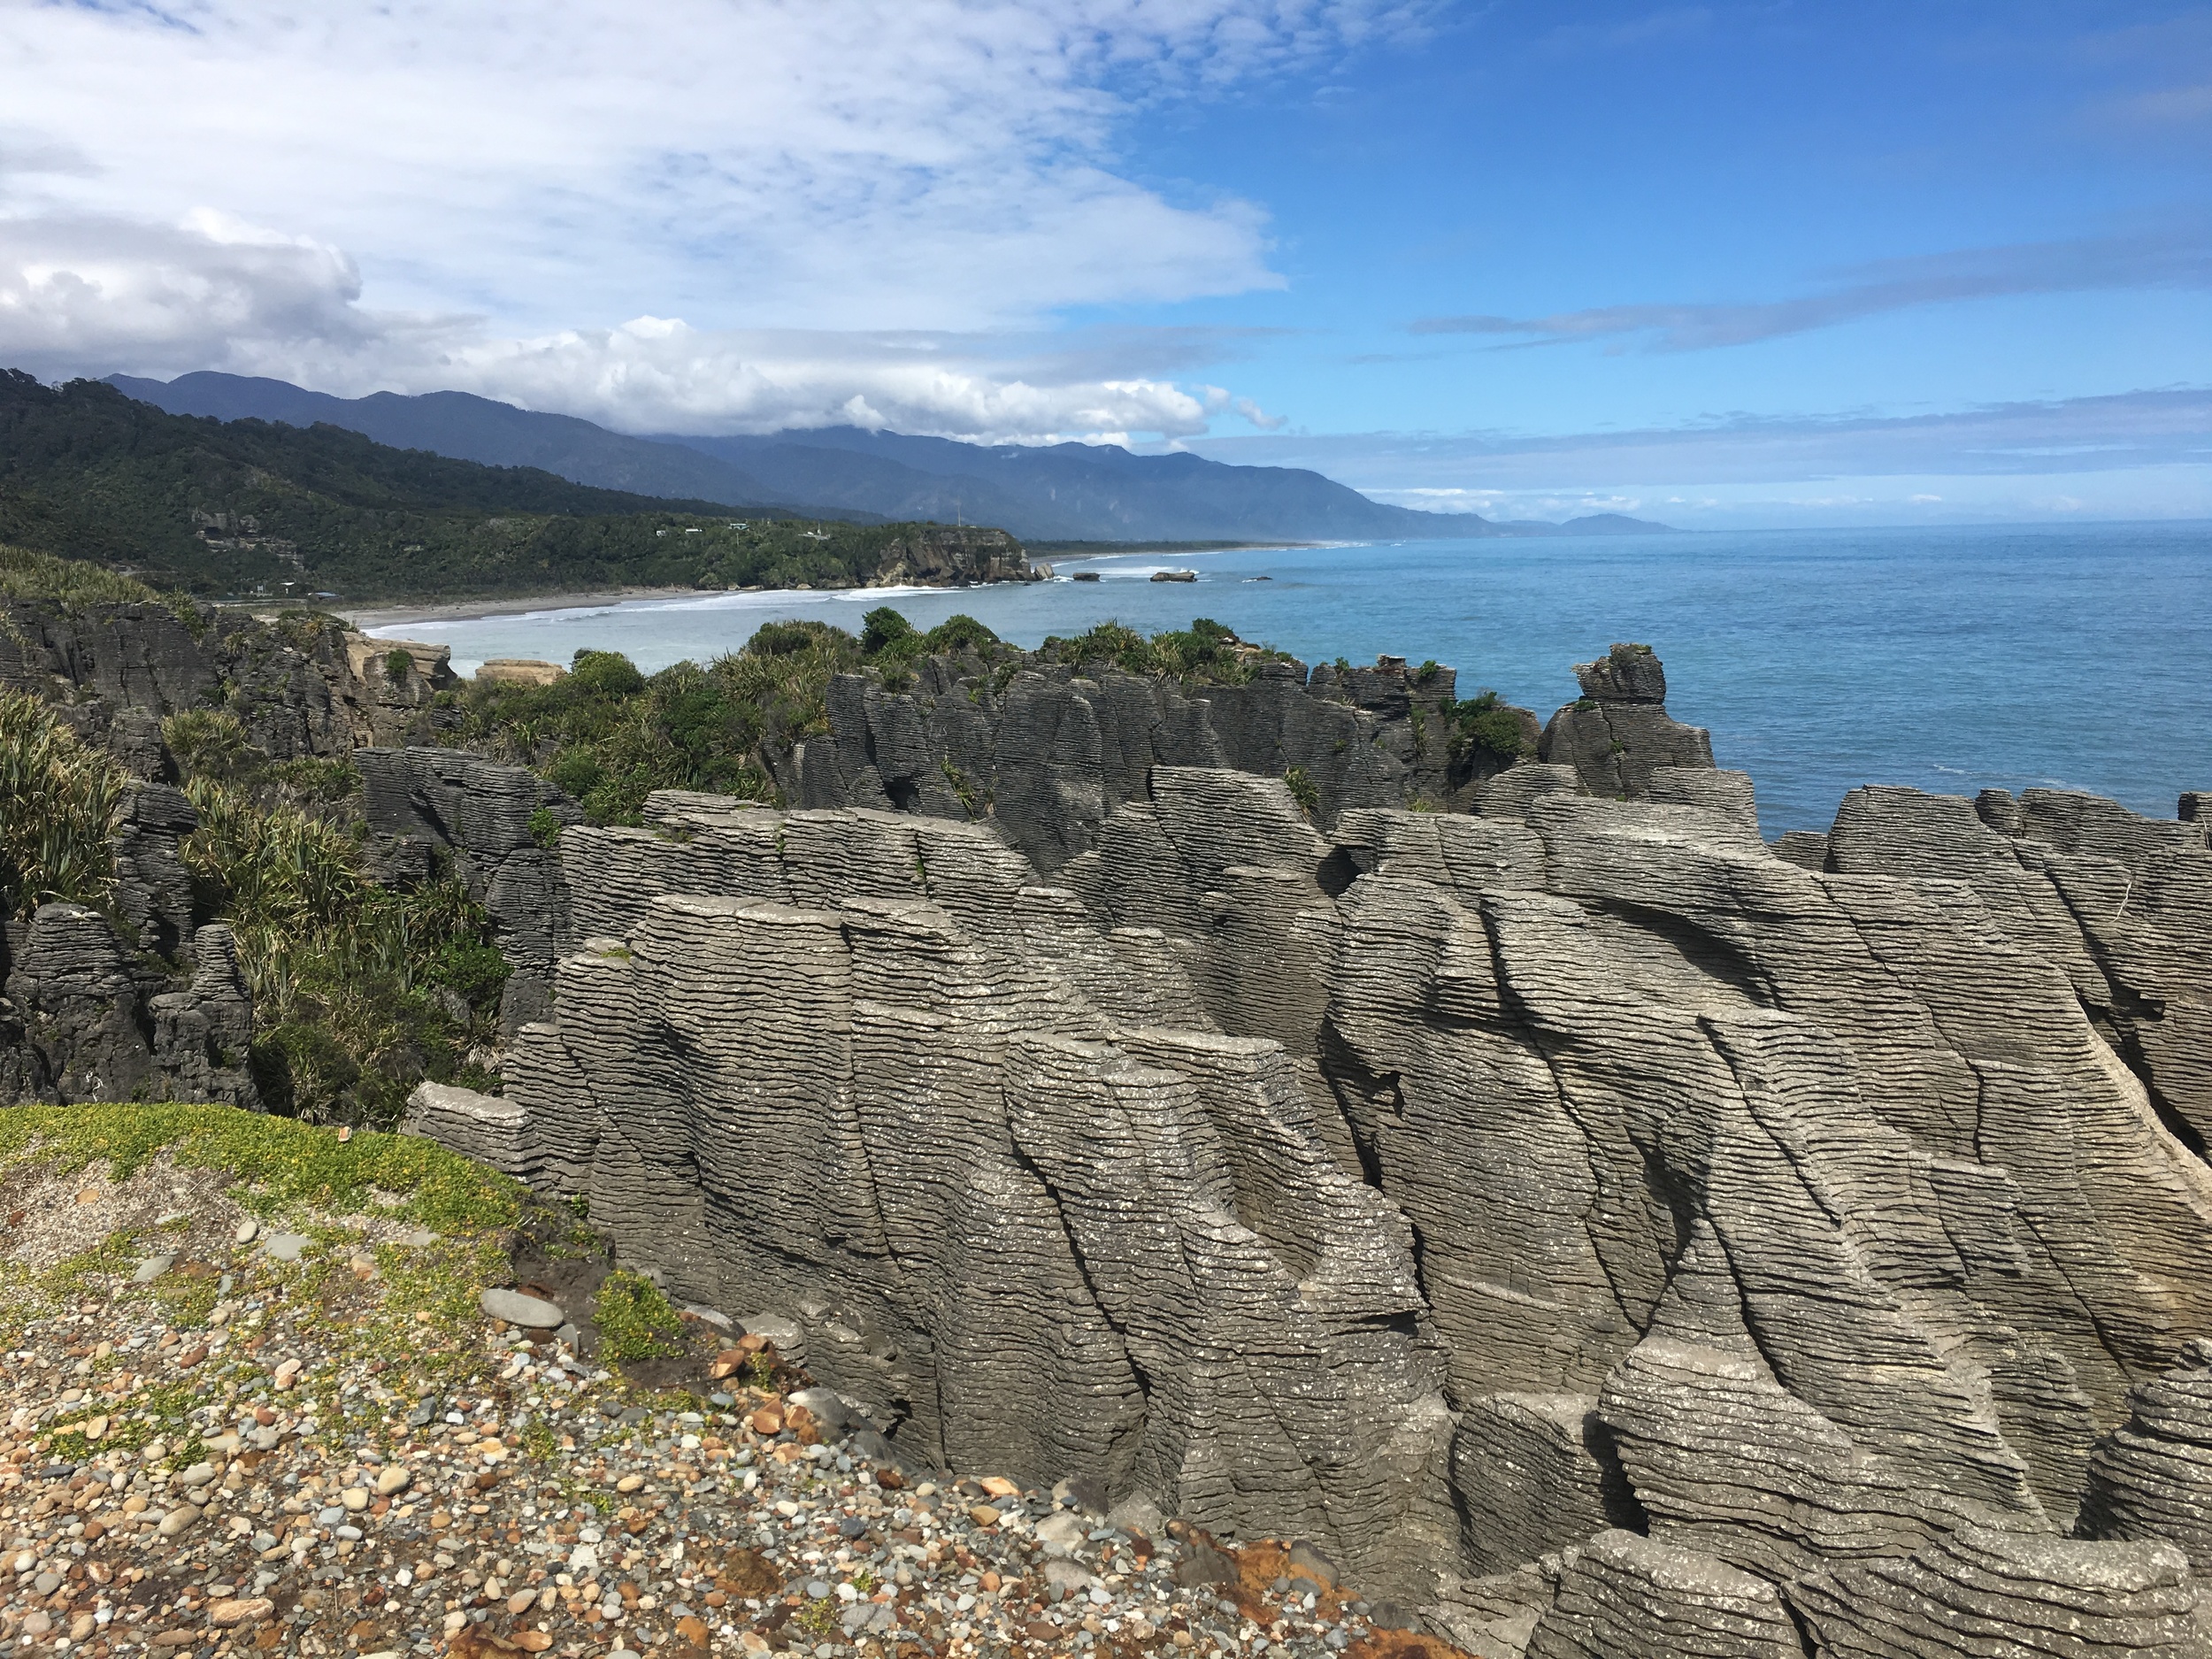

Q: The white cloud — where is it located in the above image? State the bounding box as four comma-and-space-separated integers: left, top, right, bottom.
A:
0, 0, 1431, 434
436, 319, 1245, 439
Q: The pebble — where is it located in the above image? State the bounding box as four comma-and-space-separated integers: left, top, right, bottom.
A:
0, 1185, 1401, 1659
155, 1503, 201, 1537
131, 1253, 176, 1284
234, 1217, 260, 1243
262, 1232, 311, 1262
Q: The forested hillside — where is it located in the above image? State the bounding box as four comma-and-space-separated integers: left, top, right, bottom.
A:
0, 373, 951, 600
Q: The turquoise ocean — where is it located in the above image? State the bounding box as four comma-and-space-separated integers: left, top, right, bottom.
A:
373, 522, 2212, 833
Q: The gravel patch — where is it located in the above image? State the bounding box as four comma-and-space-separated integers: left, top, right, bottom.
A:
0, 1161, 1432, 1659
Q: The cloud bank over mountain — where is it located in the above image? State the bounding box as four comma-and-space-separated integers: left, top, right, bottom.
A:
0, 0, 1425, 437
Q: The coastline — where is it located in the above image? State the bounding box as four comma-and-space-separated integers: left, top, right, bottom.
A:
331, 541, 1350, 634
342, 583, 704, 631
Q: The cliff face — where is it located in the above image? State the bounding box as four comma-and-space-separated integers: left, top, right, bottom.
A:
0, 596, 465, 1102
0, 597, 459, 756
868, 525, 1037, 587
457, 736, 2212, 1654
779, 652, 1546, 869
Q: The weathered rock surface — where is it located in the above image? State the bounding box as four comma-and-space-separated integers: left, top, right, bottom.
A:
2082, 1340, 2212, 1571
776, 650, 1554, 860
0, 906, 257, 1107
400, 1079, 534, 1179
472, 724, 2212, 1653
1538, 642, 1716, 797
0, 597, 458, 758
1524, 1531, 1803, 1659
869, 525, 1040, 587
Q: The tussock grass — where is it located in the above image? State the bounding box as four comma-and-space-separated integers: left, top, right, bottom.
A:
0, 541, 203, 631
179, 775, 508, 1125
0, 687, 127, 920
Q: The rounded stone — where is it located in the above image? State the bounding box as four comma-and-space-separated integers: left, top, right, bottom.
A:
480, 1287, 565, 1328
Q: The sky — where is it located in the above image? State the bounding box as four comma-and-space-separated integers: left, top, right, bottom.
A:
1, 0, 2208, 526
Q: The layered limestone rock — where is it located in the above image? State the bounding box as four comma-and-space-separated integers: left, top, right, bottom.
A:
479, 741, 2212, 1653
1538, 642, 1717, 798
2081, 1340, 2212, 1571
354, 746, 585, 1033
776, 650, 1551, 856
498, 801, 1456, 1594
0, 907, 257, 1107
0, 597, 458, 761
1523, 1531, 1804, 1659
868, 526, 1039, 587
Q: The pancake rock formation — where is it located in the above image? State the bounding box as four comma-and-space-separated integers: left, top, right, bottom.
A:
424, 645, 2212, 1655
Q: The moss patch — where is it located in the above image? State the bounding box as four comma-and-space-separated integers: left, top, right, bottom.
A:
0, 1102, 525, 1236
594, 1269, 686, 1363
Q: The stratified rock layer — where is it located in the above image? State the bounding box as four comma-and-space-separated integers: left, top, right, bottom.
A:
486, 748, 2212, 1649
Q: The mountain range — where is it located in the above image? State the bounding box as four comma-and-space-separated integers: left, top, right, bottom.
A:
0, 370, 934, 599
111, 372, 1673, 544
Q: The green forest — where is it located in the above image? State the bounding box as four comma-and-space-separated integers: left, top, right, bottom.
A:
0, 373, 971, 601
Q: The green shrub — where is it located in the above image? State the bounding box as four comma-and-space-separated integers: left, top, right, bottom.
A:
570, 649, 646, 697
162, 709, 257, 783
746, 620, 830, 657
384, 649, 414, 680
0, 689, 127, 920
1445, 688, 1537, 766
924, 614, 1001, 656
0, 542, 201, 633
860, 606, 916, 656
180, 779, 507, 1126
526, 806, 563, 849
1285, 765, 1319, 819
595, 1270, 686, 1362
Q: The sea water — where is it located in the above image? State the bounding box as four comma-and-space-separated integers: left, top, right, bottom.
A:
373, 521, 2212, 833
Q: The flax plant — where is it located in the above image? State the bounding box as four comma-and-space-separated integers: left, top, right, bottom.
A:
0, 689, 127, 920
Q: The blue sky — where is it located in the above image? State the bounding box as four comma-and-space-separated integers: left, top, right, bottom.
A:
1115, 4, 2212, 521
0, 0, 2206, 525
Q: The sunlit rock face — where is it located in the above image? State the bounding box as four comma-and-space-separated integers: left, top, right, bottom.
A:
472, 697, 2212, 1650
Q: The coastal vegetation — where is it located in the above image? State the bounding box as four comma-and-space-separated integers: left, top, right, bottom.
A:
447, 608, 1328, 829
449, 608, 1015, 824
173, 748, 510, 1125
1, 680, 506, 1125
0, 687, 129, 919
1037, 615, 1294, 683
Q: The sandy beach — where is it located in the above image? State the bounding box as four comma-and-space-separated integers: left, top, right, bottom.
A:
343, 584, 706, 633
